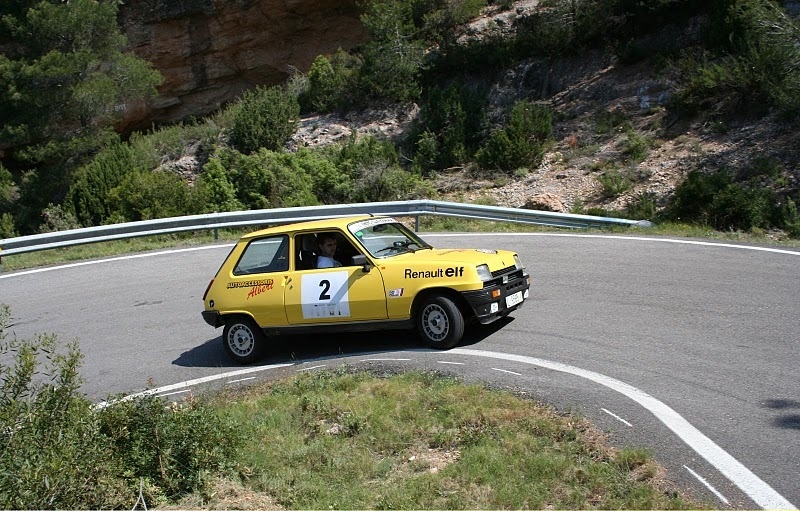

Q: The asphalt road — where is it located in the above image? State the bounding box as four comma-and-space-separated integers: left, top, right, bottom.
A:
1, 233, 798, 509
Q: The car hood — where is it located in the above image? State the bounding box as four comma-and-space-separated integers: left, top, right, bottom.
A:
393, 248, 519, 272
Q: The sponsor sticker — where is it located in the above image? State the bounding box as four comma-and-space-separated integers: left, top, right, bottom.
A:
388, 288, 404, 297
348, 217, 396, 233
404, 267, 464, 279
227, 279, 274, 289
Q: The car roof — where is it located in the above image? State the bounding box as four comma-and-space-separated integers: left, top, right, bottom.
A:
239, 215, 381, 240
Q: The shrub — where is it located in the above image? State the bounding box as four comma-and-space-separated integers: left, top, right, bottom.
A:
196, 157, 243, 213
475, 100, 551, 173
0, 304, 244, 508
412, 129, 439, 176
38, 203, 81, 233
0, 213, 15, 238
303, 50, 362, 113
678, 0, 800, 118
106, 170, 202, 222
225, 149, 318, 209
411, 83, 488, 172
66, 138, 143, 226
0, 305, 126, 509
667, 169, 780, 231
98, 394, 242, 501
621, 128, 652, 162
597, 169, 633, 198
626, 192, 659, 221
228, 86, 300, 154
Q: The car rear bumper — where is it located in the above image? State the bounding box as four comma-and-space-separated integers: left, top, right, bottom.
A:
202, 310, 223, 328
461, 274, 530, 324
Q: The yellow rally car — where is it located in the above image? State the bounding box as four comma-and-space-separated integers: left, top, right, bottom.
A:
202, 216, 531, 363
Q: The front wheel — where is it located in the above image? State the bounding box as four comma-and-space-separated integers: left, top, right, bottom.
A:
416, 295, 465, 349
222, 316, 265, 364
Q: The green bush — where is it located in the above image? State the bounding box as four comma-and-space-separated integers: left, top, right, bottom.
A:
677, 0, 800, 118
412, 129, 439, 176
98, 394, 242, 501
621, 128, 652, 162
303, 50, 362, 113
475, 100, 551, 173
667, 169, 780, 231
0, 305, 125, 509
0, 304, 243, 509
38, 203, 81, 233
106, 170, 202, 222
66, 138, 143, 226
196, 157, 243, 213
597, 169, 633, 198
411, 83, 488, 173
224, 149, 318, 209
228, 86, 300, 154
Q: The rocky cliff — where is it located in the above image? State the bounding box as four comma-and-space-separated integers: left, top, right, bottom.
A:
117, 0, 369, 132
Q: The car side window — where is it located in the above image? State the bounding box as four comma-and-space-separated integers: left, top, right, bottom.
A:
296, 230, 362, 269
233, 235, 289, 275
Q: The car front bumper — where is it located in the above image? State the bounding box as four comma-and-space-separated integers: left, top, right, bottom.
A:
461, 273, 531, 324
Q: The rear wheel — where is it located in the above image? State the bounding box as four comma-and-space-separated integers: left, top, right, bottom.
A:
222, 316, 265, 364
416, 295, 464, 349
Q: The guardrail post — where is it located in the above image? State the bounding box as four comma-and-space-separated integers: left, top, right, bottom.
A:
214, 228, 219, 241
414, 215, 419, 232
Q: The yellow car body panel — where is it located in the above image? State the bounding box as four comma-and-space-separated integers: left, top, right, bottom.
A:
202, 215, 530, 362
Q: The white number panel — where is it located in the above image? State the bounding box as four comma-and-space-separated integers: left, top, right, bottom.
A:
301, 271, 351, 319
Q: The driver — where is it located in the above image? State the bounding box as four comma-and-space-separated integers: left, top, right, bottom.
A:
316, 232, 342, 268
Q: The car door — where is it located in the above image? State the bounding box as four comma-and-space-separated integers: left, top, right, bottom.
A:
227, 234, 290, 327
284, 258, 388, 325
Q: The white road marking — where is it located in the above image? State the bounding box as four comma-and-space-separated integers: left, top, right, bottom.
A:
447, 348, 796, 510
95, 361, 294, 409
437, 360, 465, 365
227, 377, 256, 384
426, 233, 800, 257
492, 367, 522, 376
298, 365, 328, 372
360, 358, 411, 362
685, 464, 731, 506
601, 407, 633, 427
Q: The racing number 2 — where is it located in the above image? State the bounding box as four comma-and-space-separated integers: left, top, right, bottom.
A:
301, 272, 351, 319
319, 279, 331, 300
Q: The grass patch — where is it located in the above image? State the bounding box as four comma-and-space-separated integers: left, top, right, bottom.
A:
205, 369, 703, 509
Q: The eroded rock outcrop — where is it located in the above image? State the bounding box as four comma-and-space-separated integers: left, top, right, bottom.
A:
117, 0, 369, 132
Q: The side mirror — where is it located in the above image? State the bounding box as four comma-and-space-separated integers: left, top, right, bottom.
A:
351, 254, 370, 273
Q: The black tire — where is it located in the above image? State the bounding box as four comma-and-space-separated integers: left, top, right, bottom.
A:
222, 316, 265, 364
416, 295, 465, 349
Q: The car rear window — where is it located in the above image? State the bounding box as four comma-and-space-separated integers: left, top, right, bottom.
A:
233, 235, 289, 275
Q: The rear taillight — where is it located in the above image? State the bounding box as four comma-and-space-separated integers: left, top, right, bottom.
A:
202, 279, 214, 301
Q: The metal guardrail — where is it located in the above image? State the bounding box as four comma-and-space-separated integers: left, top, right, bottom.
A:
0, 200, 652, 263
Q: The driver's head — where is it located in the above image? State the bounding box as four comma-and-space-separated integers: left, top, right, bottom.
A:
318, 233, 337, 257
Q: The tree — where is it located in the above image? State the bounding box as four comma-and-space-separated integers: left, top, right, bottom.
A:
228, 86, 300, 154
0, 0, 162, 233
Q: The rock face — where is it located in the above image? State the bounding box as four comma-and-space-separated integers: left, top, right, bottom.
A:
117, 0, 369, 132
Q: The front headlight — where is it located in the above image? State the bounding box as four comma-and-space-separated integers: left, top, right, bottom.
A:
513, 254, 523, 270
476, 264, 492, 282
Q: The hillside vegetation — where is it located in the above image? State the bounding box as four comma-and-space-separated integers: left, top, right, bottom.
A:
1, 0, 799, 239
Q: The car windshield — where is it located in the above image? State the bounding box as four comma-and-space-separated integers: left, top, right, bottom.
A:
348, 218, 432, 258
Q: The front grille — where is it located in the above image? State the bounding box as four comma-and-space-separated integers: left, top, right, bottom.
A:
491, 265, 516, 278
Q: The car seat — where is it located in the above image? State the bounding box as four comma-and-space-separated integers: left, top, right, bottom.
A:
297, 234, 318, 270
